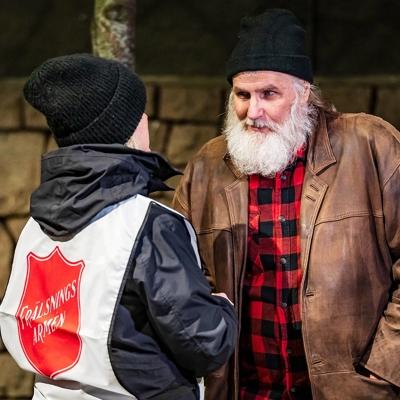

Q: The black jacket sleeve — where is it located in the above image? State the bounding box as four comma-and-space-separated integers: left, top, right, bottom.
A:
131, 203, 238, 377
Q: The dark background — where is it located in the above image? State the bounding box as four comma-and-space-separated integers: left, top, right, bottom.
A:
0, 0, 399, 78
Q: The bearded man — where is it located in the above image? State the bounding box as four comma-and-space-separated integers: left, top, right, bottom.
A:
172, 8, 400, 400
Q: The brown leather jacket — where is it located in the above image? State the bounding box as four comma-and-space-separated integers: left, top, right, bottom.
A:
172, 112, 400, 400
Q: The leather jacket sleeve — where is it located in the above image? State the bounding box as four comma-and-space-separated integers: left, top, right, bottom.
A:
172, 160, 218, 291
361, 126, 400, 387
172, 164, 191, 219
132, 204, 238, 377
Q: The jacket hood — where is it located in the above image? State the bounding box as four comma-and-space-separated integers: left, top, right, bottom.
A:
30, 144, 180, 237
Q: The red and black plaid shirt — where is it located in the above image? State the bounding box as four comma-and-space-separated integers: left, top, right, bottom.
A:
239, 149, 312, 400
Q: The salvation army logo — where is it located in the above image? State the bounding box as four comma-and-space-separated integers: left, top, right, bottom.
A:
16, 247, 85, 378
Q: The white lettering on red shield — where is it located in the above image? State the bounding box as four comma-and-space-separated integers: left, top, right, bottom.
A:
19, 281, 76, 329
19, 280, 77, 344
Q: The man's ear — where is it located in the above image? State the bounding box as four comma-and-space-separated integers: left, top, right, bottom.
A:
301, 82, 311, 104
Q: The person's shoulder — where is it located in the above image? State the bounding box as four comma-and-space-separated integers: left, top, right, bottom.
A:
180, 135, 228, 178
191, 134, 227, 161
329, 113, 400, 180
332, 112, 400, 143
135, 200, 194, 249
143, 199, 186, 226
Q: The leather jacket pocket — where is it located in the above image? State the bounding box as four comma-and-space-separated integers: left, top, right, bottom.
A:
355, 364, 400, 395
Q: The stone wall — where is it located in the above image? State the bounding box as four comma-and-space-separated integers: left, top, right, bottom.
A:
0, 75, 400, 398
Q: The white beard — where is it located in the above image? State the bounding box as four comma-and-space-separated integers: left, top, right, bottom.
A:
224, 94, 317, 177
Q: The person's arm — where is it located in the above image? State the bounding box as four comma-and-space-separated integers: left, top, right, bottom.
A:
132, 206, 237, 377
360, 158, 400, 386
172, 163, 192, 220
172, 161, 217, 291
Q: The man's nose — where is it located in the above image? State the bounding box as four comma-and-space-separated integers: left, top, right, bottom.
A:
247, 97, 263, 120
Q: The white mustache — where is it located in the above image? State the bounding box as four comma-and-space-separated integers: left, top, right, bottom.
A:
245, 118, 278, 131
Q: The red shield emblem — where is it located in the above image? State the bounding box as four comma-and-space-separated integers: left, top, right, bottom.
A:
16, 246, 85, 378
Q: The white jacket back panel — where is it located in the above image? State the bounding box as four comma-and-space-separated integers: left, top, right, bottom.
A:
0, 195, 162, 398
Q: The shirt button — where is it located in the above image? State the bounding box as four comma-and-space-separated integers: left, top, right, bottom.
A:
279, 215, 286, 222
280, 257, 287, 265
281, 174, 287, 180
281, 302, 288, 308
287, 348, 293, 355
290, 386, 297, 393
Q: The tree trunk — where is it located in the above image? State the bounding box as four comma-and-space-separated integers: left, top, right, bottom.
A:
91, 0, 136, 70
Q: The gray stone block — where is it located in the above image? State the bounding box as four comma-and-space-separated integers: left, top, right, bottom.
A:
145, 83, 157, 118
0, 79, 24, 130
5, 216, 29, 243
150, 190, 174, 208
23, 99, 47, 130
375, 87, 400, 130
149, 120, 168, 153
0, 353, 34, 398
160, 86, 222, 122
0, 132, 46, 216
0, 223, 13, 299
166, 124, 217, 166
165, 174, 182, 191
319, 85, 371, 113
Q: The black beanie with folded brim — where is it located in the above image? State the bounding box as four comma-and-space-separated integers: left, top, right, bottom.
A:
226, 9, 313, 84
23, 53, 146, 147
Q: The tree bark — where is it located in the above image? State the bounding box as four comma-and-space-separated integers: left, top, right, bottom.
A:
91, 0, 136, 70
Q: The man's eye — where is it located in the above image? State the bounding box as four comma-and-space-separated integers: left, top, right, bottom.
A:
263, 90, 276, 97
236, 92, 250, 99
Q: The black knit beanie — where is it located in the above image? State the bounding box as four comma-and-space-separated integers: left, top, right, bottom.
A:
226, 9, 313, 84
23, 53, 146, 147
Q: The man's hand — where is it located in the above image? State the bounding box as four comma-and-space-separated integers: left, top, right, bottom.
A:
356, 365, 384, 382
369, 372, 381, 381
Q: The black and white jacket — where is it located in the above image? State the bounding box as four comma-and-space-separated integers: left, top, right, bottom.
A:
0, 144, 237, 400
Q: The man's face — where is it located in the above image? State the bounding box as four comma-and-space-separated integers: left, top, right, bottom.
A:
232, 70, 303, 131
225, 71, 315, 177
